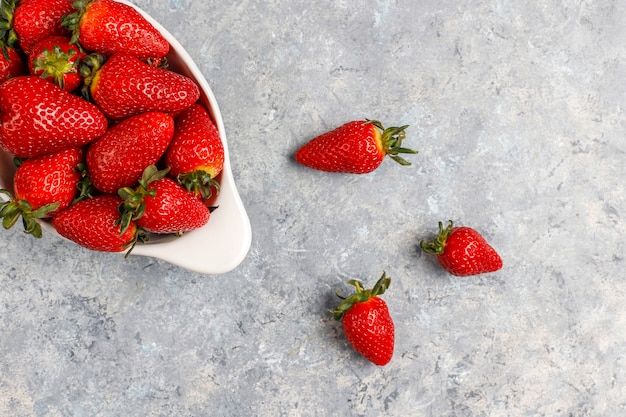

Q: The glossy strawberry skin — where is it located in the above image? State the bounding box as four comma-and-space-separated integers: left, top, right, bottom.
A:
28, 36, 86, 91
13, 0, 74, 55
137, 177, 210, 234
166, 104, 224, 178
330, 274, 395, 366
421, 221, 503, 276
165, 103, 224, 199
296, 121, 384, 174
52, 195, 137, 253
86, 112, 175, 194
13, 147, 84, 217
0, 47, 25, 84
90, 53, 199, 120
342, 296, 395, 366
437, 227, 503, 276
296, 120, 416, 174
0, 76, 108, 158
74, 0, 169, 59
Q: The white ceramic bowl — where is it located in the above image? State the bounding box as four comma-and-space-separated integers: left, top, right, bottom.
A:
0, 0, 251, 274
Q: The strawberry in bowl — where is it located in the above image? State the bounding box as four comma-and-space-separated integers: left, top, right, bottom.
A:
0, 0, 251, 274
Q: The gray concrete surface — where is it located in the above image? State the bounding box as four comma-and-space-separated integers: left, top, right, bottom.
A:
1, 0, 625, 416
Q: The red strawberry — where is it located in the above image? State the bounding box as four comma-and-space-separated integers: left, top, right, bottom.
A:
329, 272, 395, 366
421, 220, 503, 276
0, 147, 83, 237
117, 165, 210, 235
63, 0, 169, 59
52, 194, 138, 253
136, 177, 210, 234
6, 0, 75, 55
295, 120, 417, 174
82, 53, 199, 120
0, 76, 108, 158
86, 112, 175, 194
28, 36, 86, 91
0, 44, 25, 84
165, 103, 224, 199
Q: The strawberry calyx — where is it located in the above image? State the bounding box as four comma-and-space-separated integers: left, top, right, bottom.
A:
79, 52, 106, 78
78, 52, 106, 100
176, 170, 221, 200
329, 272, 391, 321
13, 156, 24, 167
0, 38, 13, 61
0, 0, 18, 53
61, 0, 90, 46
73, 162, 95, 203
420, 220, 454, 255
368, 119, 418, 166
116, 165, 169, 234
122, 230, 147, 259
0, 189, 60, 238
32, 45, 80, 90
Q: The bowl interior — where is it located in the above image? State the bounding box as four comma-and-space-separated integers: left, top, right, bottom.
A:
0, 0, 251, 274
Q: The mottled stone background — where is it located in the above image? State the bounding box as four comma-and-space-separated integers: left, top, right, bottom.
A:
0, 0, 624, 416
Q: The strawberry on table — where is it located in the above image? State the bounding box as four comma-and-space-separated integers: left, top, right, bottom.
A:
0, 76, 108, 158
52, 194, 138, 253
86, 112, 175, 194
421, 220, 503, 276
165, 103, 224, 199
117, 165, 211, 235
63, 0, 169, 59
329, 272, 395, 366
295, 119, 418, 174
28, 35, 86, 91
2, 0, 75, 55
82, 53, 200, 120
0, 147, 84, 237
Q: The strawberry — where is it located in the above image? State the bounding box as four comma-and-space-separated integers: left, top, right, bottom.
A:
28, 35, 85, 91
117, 165, 210, 235
295, 120, 417, 174
86, 112, 175, 194
0, 44, 25, 84
52, 194, 138, 253
165, 103, 224, 199
421, 220, 503, 276
329, 272, 395, 366
0, 76, 108, 158
63, 0, 169, 59
82, 53, 200, 120
0, 147, 83, 237
3, 0, 75, 55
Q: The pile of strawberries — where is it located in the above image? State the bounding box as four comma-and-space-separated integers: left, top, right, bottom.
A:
0, 0, 224, 253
